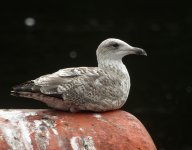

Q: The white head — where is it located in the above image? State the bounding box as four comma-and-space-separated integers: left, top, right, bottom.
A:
96, 38, 147, 61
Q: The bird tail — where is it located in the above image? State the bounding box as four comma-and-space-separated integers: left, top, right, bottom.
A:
10, 82, 70, 111
11, 81, 41, 95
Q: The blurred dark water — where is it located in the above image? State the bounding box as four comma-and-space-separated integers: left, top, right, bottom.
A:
0, 1, 192, 149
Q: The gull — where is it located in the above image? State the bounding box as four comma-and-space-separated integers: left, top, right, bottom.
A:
11, 38, 147, 112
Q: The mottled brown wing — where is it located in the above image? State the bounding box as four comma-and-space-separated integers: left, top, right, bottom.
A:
33, 67, 117, 102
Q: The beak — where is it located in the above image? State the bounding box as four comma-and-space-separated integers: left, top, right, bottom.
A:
131, 47, 147, 56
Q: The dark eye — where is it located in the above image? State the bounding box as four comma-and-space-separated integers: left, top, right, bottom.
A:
112, 43, 119, 48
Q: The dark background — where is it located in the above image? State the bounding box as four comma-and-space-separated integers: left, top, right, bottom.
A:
0, 1, 192, 149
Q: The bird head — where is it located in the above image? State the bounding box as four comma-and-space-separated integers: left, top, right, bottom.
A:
96, 38, 147, 60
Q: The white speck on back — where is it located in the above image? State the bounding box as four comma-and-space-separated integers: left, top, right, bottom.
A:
93, 113, 102, 119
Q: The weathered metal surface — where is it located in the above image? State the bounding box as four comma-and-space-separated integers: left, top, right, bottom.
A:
0, 109, 157, 150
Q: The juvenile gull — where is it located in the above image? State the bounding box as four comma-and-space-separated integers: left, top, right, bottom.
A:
11, 38, 147, 112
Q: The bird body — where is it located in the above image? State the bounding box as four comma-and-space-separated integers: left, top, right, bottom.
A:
11, 38, 146, 112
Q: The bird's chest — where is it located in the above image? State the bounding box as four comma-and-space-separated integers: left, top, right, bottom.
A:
114, 71, 130, 99
118, 76, 130, 94
99, 63, 130, 98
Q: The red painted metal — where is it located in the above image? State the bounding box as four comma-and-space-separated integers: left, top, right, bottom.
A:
0, 109, 157, 150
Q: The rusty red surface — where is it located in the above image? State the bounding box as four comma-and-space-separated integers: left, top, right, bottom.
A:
0, 109, 157, 150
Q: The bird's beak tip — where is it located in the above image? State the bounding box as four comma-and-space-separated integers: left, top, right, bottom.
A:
133, 47, 147, 56
142, 50, 147, 56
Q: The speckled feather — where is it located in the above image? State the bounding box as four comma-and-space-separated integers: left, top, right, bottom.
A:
11, 38, 146, 112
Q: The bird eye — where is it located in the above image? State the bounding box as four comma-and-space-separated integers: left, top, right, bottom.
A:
112, 43, 119, 48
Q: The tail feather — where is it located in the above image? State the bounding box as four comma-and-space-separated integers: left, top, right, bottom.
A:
12, 81, 41, 92
11, 81, 63, 99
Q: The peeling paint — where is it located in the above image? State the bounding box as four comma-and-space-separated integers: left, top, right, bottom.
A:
0, 110, 35, 150
19, 120, 33, 150
33, 120, 50, 150
70, 136, 80, 150
1, 126, 24, 150
83, 136, 96, 150
0, 109, 157, 150
0, 110, 58, 150
32, 115, 60, 149
70, 136, 96, 150
42, 116, 59, 136
52, 128, 59, 135
34, 120, 42, 128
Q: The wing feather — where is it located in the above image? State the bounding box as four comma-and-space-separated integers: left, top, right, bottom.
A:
33, 67, 111, 100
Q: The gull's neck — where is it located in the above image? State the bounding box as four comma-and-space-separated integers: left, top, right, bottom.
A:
98, 58, 128, 76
